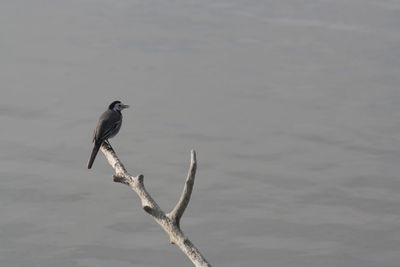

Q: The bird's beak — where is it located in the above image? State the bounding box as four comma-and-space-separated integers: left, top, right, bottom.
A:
121, 104, 130, 109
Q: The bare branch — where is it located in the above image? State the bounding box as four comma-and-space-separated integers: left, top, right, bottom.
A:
168, 150, 197, 227
100, 142, 127, 175
99, 143, 211, 267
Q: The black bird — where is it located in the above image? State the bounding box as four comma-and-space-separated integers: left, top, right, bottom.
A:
87, 100, 129, 169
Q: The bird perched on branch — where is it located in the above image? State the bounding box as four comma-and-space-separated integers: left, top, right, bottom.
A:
87, 100, 129, 169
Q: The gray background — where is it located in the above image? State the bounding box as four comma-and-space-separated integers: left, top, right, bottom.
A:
1, 0, 400, 266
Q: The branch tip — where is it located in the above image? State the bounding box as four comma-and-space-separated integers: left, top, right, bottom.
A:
191, 149, 196, 162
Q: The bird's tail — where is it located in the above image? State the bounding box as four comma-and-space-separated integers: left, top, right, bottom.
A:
87, 143, 101, 169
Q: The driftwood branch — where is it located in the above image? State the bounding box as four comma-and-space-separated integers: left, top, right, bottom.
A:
168, 150, 197, 228
99, 142, 211, 267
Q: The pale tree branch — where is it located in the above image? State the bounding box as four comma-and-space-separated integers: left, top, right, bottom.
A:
167, 150, 197, 228
99, 142, 211, 267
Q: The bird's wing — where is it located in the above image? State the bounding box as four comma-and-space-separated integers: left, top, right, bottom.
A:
101, 118, 122, 140
93, 110, 122, 143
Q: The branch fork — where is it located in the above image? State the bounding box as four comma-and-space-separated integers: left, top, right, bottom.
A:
99, 142, 211, 267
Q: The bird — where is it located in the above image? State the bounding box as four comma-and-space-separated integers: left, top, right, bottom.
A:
87, 100, 129, 169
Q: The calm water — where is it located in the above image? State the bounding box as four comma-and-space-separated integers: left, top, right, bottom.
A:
1, 1, 400, 266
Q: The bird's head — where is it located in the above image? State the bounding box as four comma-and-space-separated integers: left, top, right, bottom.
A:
109, 100, 129, 111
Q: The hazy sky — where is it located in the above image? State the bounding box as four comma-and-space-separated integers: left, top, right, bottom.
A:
1, 1, 400, 266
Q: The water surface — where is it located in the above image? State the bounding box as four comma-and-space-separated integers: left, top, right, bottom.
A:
1, 1, 400, 266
